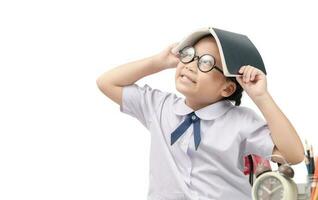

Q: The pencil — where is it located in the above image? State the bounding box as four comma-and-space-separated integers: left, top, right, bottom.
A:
306, 156, 310, 174
306, 140, 312, 175
311, 156, 318, 200
311, 145, 316, 174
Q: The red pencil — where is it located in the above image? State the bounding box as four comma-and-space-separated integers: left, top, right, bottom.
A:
311, 156, 318, 200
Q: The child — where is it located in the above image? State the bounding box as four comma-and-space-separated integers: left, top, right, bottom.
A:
97, 30, 305, 199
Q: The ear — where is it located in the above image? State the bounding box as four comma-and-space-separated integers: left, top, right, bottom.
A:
221, 81, 236, 98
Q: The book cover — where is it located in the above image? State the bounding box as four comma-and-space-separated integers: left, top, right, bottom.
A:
172, 27, 267, 77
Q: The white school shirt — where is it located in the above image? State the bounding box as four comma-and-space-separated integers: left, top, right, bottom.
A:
119, 83, 275, 200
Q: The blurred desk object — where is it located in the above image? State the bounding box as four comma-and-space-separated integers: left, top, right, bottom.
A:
297, 183, 310, 200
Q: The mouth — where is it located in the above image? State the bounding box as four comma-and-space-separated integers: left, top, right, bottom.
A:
180, 74, 197, 84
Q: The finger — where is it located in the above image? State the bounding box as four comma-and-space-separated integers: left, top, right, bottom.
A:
242, 65, 252, 83
250, 69, 259, 81
238, 65, 247, 83
255, 69, 265, 81
238, 65, 246, 75
244, 66, 253, 83
169, 42, 180, 55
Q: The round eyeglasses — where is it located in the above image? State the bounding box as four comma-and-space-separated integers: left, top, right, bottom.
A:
179, 46, 224, 74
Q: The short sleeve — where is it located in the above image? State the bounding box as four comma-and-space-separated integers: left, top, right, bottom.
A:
241, 108, 275, 158
120, 83, 168, 129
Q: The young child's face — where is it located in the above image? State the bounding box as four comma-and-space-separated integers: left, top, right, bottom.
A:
175, 36, 235, 105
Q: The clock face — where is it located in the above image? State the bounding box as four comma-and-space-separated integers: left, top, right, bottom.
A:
255, 176, 284, 200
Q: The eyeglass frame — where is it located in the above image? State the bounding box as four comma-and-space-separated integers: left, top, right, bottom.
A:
178, 46, 224, 74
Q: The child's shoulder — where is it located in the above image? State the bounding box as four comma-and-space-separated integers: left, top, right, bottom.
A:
227, 104, 261, 121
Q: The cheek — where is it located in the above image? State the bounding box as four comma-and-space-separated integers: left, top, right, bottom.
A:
197, 73, 213, 86
197, 73, 223, 92
175, 64, 183, 79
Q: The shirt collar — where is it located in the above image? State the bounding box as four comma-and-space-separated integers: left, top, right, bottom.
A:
172, 98, 235, 120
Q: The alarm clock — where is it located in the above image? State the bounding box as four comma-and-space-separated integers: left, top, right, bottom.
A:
251, 155, 298, 200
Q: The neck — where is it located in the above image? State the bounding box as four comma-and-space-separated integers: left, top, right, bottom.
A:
185, 97, 221, 111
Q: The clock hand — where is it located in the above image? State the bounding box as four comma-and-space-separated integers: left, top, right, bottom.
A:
260, 185, 271, 194
270, 185, 283, 195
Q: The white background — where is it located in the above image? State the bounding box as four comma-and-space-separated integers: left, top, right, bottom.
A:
0, 0, 317, 199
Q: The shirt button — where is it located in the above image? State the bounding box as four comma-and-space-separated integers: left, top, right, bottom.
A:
191, 115, 196, 120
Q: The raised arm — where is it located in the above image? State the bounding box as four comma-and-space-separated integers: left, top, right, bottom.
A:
96, 43, 179, 106
236, 65, 305, 165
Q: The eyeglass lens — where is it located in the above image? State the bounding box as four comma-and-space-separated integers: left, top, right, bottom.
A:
179, 46, 195, 63
179, 46, 216, 72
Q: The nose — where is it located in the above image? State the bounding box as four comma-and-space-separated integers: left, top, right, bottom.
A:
185, 56, 199, 72
185, 65, 194, 72
185, 62, 197, 72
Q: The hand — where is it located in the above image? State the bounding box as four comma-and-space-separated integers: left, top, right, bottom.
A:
155, 42, 180, 69
236, 65, 269, 101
